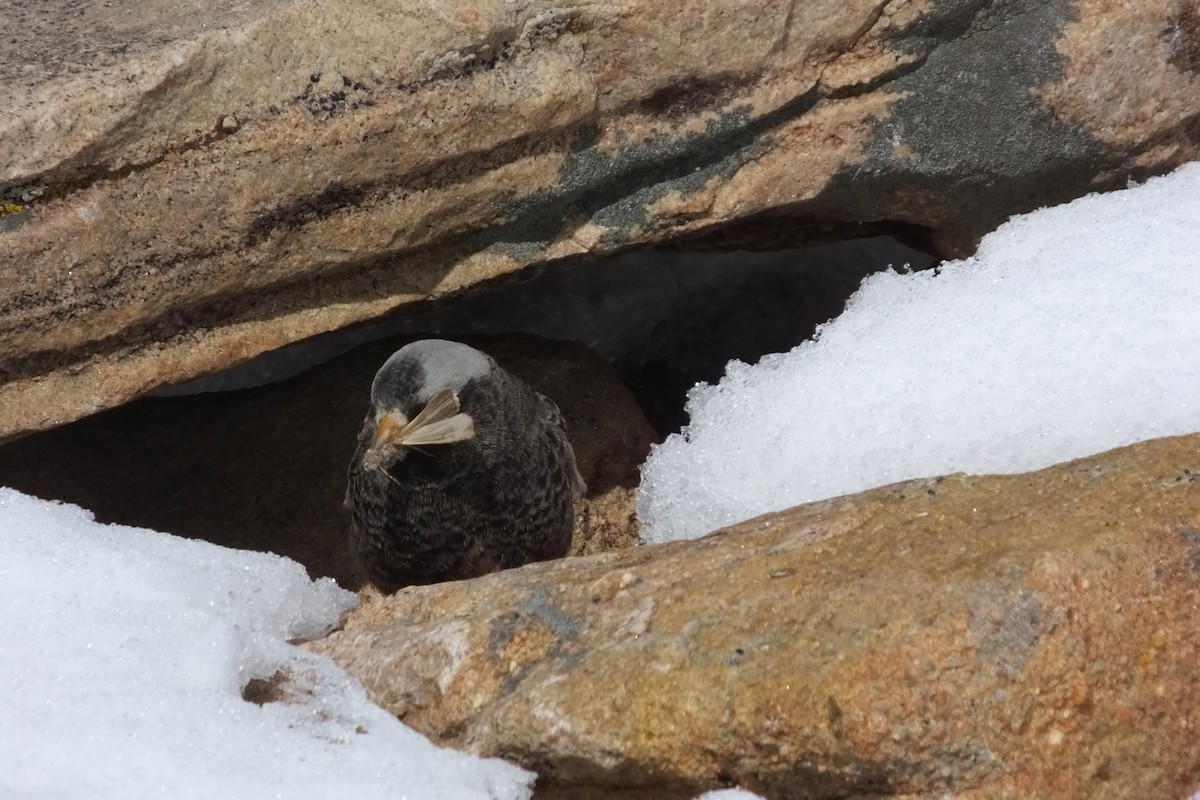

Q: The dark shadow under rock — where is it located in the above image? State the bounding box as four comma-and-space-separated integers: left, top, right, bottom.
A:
0, 335, 652, 589
268, 238, 938, 436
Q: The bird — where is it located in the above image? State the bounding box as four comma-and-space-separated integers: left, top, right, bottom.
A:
345, 339, 584, 593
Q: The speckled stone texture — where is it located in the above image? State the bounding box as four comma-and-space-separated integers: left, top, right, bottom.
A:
0, 335, 649, 588
2, 0, 1199, 440
308, 433, 1200, 799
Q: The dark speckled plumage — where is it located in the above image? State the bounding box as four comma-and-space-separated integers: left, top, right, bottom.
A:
345, 340, 582, 593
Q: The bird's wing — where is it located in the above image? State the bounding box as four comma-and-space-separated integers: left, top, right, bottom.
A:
539, 394, 587, 496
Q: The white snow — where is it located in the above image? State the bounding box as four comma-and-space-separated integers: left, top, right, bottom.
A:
639, 162, 1200, 543
0, 488, 533, 800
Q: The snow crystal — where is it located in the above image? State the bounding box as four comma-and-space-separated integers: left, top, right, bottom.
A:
0, 488, 533, 799
639, 162, 1200, 542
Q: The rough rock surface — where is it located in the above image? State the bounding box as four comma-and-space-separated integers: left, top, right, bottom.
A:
3, 0, 1199, 440
309, 433, 1200, 799
0, 335, 649, 588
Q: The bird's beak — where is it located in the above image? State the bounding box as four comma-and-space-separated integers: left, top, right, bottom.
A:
371, 412, 408, 449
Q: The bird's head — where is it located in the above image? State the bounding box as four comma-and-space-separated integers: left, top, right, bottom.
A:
359, 340, 491, 473
361, 387, 475, 471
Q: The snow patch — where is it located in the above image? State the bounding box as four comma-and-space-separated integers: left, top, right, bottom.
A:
0, 489, 533, 799
639, 163, 1200, 542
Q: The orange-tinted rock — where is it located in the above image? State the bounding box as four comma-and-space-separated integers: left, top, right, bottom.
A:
310, 434, 1200, 799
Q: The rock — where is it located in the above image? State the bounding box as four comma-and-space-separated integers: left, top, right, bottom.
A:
0, 335, 649, 588
308, 433, 1200, 799
3, 0, 1198, 440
